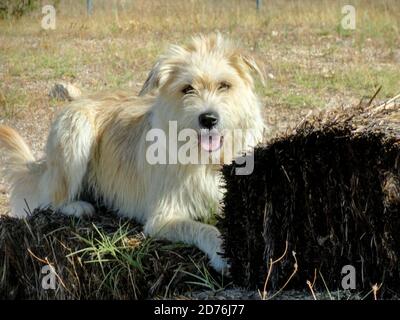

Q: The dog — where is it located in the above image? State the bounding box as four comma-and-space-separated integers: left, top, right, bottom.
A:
0, 34, 265, 272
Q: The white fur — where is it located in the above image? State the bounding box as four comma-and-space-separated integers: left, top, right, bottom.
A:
0, 34, 265, 272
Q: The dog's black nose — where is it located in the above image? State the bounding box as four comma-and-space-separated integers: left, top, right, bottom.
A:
199, 112, 219, 129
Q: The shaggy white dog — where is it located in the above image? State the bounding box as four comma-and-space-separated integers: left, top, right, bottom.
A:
0, 34, 265, 272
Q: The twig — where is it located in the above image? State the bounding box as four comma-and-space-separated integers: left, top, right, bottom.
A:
23, 198, 33, 216
377, 92, 400, 109
307, 280, 317, 300
311, 268, 317, 287
366, 85, 382, 108
319, 271, 333, 300
361, 288, 374, 300
164, 264, 182, 299
369, 92, 400, 115
27, 248, 48, 264
372, 283, 382, 300
361, 284, 382, 300
306, 268, 318, 300
259, 241, 288, 300
27, 248, 69, 292
266, 251, 298, 300
280, 165, 291, 184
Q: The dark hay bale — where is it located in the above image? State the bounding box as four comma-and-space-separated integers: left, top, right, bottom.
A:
219, 97, 400, 298
0, 207, 217, 299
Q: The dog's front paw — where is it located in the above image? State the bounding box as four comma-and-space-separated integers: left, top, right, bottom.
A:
204, 227, 230, 275
209, 252, 230, 275
59, 201, 95, 217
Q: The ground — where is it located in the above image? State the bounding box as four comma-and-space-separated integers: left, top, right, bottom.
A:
0, 0, 399, 299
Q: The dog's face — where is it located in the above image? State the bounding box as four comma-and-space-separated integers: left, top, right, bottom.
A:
140, 34, 265, 164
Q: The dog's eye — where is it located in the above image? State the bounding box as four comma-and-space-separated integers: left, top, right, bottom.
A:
218, 82, 231, 91
181, 85, 195, 95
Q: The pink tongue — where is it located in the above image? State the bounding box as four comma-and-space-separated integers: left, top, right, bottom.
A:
200, 132, 222, 152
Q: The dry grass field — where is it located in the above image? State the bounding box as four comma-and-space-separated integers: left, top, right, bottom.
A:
0, 0, 399, 299
1, 1, 400, 214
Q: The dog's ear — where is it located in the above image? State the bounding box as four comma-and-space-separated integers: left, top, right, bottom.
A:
139, 45, 187, 96
138, 60, 163, 96
241, 55, 265, 86
229, 52, 266, 88
139, 56, 177, 96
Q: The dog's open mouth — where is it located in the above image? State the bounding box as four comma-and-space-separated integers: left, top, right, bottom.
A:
199, 130, 224, 152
